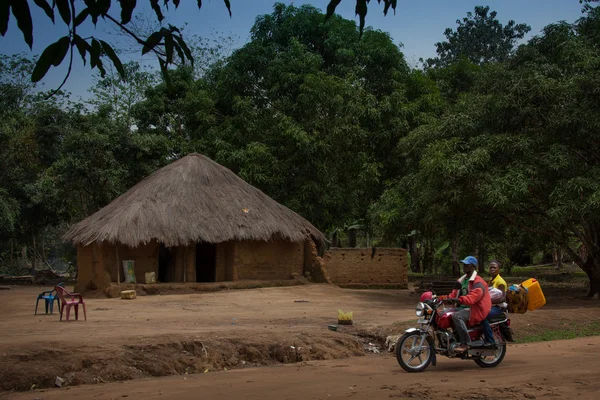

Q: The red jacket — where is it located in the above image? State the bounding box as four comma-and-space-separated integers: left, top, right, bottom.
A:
449, 272, 492, 326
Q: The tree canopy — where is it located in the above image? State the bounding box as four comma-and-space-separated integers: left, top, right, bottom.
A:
2, 2, 600, 296
423, 5, 531, 68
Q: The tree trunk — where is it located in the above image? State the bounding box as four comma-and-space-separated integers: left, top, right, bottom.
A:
408, 236, 421, 273
41, 233, 46, 262
348, 229, 357, 248
31, 235, 36, 275
331, 232, 339, 248
553, 246, 563, 270
423, 238, 434, 274
477, 234, 486, 273
10, 239, 14, 270
451, 233, 460, 277
582, 257, 600, 298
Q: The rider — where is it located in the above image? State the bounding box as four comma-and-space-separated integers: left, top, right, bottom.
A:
482, 260, 508, 344
448, 256, 492, 353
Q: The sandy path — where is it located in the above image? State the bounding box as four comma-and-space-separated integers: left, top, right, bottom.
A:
8, 336, 599, 400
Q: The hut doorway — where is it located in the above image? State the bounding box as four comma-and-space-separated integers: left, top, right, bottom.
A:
158, 244, 172, 282
196, 242, 216, 282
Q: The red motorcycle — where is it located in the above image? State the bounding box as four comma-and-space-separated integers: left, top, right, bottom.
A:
395, 290, 513, 372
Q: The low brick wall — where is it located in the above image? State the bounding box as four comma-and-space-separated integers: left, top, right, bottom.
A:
323, 247, 408, 288
234, 240, 304, 280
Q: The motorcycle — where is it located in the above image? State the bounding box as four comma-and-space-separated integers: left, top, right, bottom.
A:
395, 290, 513, 372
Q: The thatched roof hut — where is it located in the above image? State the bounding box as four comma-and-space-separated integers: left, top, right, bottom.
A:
64, 153, 323, 247
66, 153, 326, 293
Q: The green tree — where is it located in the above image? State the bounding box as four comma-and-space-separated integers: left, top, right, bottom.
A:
88, 61, 157, 126
423, 6, 531, 68
196, 3, 417, 232
381, 7, 600, 296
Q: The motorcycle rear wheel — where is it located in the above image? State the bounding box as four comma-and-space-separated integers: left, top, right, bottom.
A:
473, 334, 506, 368
395, 332, 433, 373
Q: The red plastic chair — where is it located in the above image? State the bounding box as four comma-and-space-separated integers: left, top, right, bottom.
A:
55, 286, 87, 322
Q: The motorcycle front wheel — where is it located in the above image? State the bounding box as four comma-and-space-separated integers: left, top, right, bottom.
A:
395, 332, 434, 372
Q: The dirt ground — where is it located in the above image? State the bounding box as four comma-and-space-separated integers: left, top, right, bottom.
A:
6, 337, 600, 400
1, 283, 599, 398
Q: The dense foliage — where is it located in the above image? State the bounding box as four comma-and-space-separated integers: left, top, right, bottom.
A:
2, 2, 600, 296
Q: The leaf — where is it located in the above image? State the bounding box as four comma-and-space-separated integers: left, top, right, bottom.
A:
97, 59, 106, 77
98, 0, 111, 14
32, 48, 54, 82
173, 40, 185, 64
150, 0, 163, 21
1, 0, 9, 36
173, 0, 180, 7
383, 0, 392, 16
142, 30, 164, 55
33, 0, 54, 23
174, 34, 193, 65
10, 0, 34, 49
165, 34, 174, 64
90, 38, 102, 68
31, 36, 70, 82
355, 0, 367, 36
74, 8, 89, 27
223, 0, 231, 17
325, 0, 342, 20
90, 38, 107, 76
51, 36, 70, 66
85, 0, 100, 25
118, 0, 136, 24
73, 34, 90, 66
197, 0, 202, 8
100, 39, 125, 77
56, 0, 71, 26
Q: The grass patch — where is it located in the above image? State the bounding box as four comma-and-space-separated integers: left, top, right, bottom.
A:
519, 321, 600, 343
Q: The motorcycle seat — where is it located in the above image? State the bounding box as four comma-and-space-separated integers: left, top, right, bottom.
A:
487, 314, 508, 324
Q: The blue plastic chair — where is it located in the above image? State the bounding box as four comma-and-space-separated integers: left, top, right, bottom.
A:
34, 282, 64, 315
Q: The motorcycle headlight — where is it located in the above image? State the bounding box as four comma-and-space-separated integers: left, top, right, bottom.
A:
415, 302, 425, 317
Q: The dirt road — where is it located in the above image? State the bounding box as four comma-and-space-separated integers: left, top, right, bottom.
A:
8, 336, 599, 400
2, 284, 599, 395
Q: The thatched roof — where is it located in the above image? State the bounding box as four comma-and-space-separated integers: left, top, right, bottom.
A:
64, 153, 324, 247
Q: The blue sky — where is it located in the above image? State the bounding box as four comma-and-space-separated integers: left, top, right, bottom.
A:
0, 0, 586, 100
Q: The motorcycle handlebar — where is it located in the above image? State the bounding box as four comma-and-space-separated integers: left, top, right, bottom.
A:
441, 298, 460, 304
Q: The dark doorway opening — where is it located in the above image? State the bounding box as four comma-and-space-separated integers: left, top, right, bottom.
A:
196, 242, 217, 282
158, 244, 171, 282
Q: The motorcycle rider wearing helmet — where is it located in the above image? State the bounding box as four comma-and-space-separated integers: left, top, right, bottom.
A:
448, 256, 492, 353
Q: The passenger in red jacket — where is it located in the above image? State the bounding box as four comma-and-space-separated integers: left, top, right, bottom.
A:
448, 256, 492, 353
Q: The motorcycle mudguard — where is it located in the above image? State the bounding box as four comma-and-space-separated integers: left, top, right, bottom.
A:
499, 322, 515, 342
402, 328, 436, 367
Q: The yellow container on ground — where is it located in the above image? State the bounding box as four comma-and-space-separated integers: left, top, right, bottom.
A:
338, 309, 353, 325
521, 278, 546, 311
145, 272, 156, 284
121, 290, 137, 300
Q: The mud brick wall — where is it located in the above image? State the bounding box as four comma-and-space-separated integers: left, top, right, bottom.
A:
215, 241, 235, 282
234, 240, 304, 280
75, 244, 95, 292
111, 241, 161, 284
323, 247, 408, 286
304, 239, 331, 283
75, 243, 112, 292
